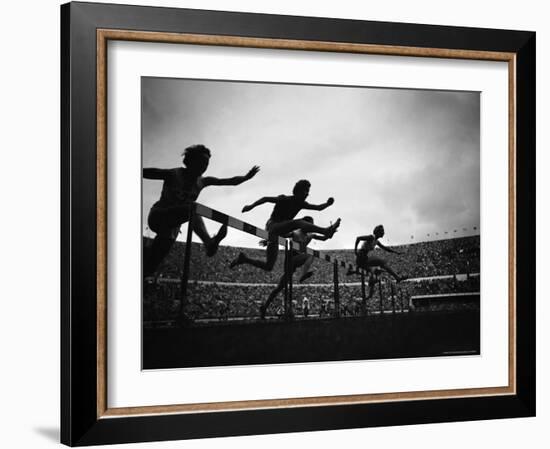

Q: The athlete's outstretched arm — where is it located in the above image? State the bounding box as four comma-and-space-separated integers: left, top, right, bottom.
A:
376, 240, 402, 255
303, 197, 335, 211
143, 168, 169, 180
242, 195, 279, 213
203, 166, 260, 187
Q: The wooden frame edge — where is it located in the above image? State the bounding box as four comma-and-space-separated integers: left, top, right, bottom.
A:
508, 55, 517, 394
100, 386, 514, 418
98, 28, 515, 61
97, 28, 108, 418
95, 28, 517, 419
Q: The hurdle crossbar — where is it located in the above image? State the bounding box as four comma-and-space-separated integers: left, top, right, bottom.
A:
194, 202, 358, 272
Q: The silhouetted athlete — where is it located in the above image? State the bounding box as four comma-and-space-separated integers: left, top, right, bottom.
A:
229, 180, 341, 272
348, 225, 405, 282
143, 144, 259, 277
259, 216, 332, 319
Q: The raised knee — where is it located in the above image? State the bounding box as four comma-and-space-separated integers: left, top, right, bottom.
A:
156, 236, 176, 249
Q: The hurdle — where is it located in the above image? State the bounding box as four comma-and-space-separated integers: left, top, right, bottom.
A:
178, 202, 360, 322
177, 204, 195, 323
360, 271, 368, 315
374, 273, 407, 315
284, 240, 293, 318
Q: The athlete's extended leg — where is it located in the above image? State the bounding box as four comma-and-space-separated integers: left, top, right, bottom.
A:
260, 274, 287, 319
260, 254, 307, 318
270, 218, 341, 238
367, 256, 403, 282
192, 215, 228, 257
230, 218, 339, 272
144, 235, 176, 277
231, 239, 279, 271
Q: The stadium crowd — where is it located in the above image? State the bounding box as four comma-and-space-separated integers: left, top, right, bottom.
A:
142, 235, 480, 323
143, 275, 480, 323
144, 235, 480, 283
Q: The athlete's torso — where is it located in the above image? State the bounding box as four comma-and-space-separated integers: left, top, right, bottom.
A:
291, 229, 312, 253
153, 168, 204, 209
270, 195, 305, 222
360, 235, 377, 254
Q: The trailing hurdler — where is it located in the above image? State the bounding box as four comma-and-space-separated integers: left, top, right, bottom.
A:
348, 225, 406, 283
258, 216, 333, 319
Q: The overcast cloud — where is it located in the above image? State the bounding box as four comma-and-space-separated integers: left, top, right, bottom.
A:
142, 78, 480, 249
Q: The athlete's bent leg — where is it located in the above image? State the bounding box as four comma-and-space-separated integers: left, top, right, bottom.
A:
192, 215, 227, 257
231, 240, 279, 271
367, 256, 402, 282
144, 235, 176, 277
270, 219, 341, 238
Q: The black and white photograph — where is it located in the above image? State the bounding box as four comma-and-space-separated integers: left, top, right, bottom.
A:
141, 77, 481, 369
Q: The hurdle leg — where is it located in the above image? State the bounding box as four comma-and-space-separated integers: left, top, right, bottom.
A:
378, 279, 384, 314
391, 282, 396, 314
178, 204, 195, 325
286, 239, 294, 319
283, 241, 289, 318
360, 270, 367, 316
333, 261, 340, 318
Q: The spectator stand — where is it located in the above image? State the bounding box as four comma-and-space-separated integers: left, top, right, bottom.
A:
149, 203, 420, 325
178, 202, 386, 324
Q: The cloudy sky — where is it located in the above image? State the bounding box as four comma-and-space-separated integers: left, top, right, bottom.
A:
142, 77, 480, 249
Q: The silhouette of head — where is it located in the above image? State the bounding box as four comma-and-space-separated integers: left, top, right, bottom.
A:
373, 225, 385, 238
182, 144, 211, 175
293, 180, 311, 200
302, 216, 314, 223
